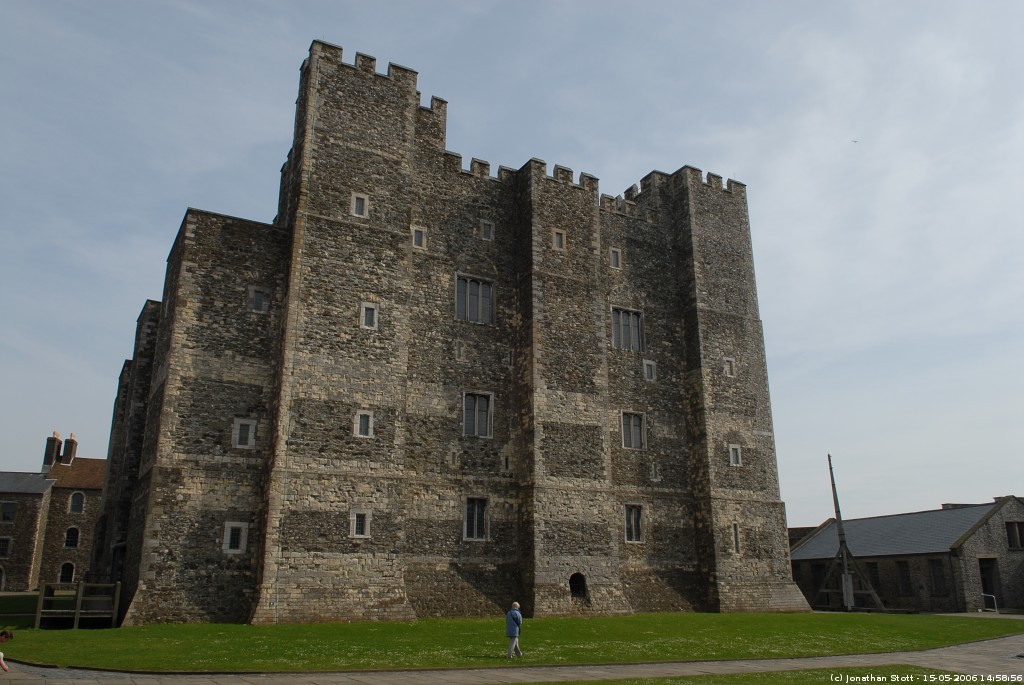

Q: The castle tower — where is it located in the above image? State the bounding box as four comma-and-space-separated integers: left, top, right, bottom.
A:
102, 41, 805, 624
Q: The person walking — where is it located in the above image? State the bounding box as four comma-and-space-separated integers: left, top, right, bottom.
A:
0, 629, 13, 672
505, 601, 523, 658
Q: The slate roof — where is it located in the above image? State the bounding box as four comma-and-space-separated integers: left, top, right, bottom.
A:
790, 502, 998, 560
46, 457, 106, 490
0, 471, 55, 494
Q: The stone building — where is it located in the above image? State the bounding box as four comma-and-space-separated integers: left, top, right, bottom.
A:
92, 41, 807, 625
790, 496, 1024, 613
0, 433, 105, 590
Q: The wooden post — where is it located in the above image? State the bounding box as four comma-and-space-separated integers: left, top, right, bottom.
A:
33, 584, 46, 629
73, 581, 85, 629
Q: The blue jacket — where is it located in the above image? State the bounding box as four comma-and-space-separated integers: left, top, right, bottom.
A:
505, 608, 522, 637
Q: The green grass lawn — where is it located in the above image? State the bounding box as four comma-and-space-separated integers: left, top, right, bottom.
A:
3, 612, 1021, 673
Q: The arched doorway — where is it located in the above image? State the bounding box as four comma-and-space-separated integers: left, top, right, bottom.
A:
569, 572, 587, 599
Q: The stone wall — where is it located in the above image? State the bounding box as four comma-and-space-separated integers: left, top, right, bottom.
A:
0, 491, 48, 590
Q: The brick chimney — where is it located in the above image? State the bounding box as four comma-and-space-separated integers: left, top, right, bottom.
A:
43, 431, 61, 468
61, 433, 78, 464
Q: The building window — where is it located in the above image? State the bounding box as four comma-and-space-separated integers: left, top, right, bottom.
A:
625, 505, 643, 542
412, 226, 426, 249
350, 509, 371, 539
1, 503, 14, 522
64, 527, 79, 548
643, 359, 656, 382
0, 538, 9, 558
248, 286, 271, 313
59, 562, 75, 583
729, 444, 742, 466
609, 247, 622, 269
611, 308, 643, 351
929, 559, 948, 595
733, 523, 741, 553
69, 492, 85, 514
354, 410, 374, 438
1006, 522, 1024, 549
454, 340, 466, 360
360, 302, 379, 330
896, 560, 913, 595
479, 219, 494, 241
232, 419, 258, 449
465, 497, 488, 540
223, 521, 249, 554
649, 461, 661, 482
351, 193, 369, 217
464, 392, 493, 437
456, 276, 493, 324
866, 561, 881, 591
552, 229, 566, 251
622, 412, 644, 449
723, 357, 736, 377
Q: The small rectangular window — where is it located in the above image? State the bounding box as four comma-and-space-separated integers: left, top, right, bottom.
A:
649, 461, 661, 481
553, 229, 566, 251
222, 521, 249, 554
1006, 522, 1024, 549
351, 510, 371, 538
729, 444, 742, 466
479, 220, 494, 241
360, 302, 379, 330
354, 410, 374, 438
464, 392, 493, 437
643, 359, 656, 382
0, 502, 15, 522
732, 523, 741, 553
351, 193, 369, 217
723, 357, 736, 377
929, 559, 948, 595
233, 419, 258, 449
625, 505, 643, 542
465, 497, 488, 540
611, 308, 643, 351
456, 276, 493, 324
0, 537, 9, 557
609, 248, 622, 269
248, 287, 271, 313
622, 412, 644, 449
866, 562, 881, 590
412, 227, 426, 249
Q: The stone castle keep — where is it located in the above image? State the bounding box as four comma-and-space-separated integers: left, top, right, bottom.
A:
92, 40, 808, 624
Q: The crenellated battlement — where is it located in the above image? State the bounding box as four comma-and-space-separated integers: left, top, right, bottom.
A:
522, 158, 600, 194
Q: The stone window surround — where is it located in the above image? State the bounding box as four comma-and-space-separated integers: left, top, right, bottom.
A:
354, 409, 374, 438
478, 219, 495, 241
643, 359, 656, 382
552, 228, 566, 251
350, 508, 372, 539
732, 523, 741, 553
69, 491, 85, 514
248, 286, 271, 314
649, 461, 662, 482
1, 502, 14, 523
411, 226, 426, 249
59, 562, 75, 583
625, 504, 643, 543
222, 521, 249, 554
0, 537, 10, 558
1006, 522, 1024, 549
621, 411, 645, 450
609, 247, 622, 269
351, 192, 369, 218
64, 527, 80, 548
360, 302, 379, 330
455, 274, 494, 324
464, 496, 488, 541
728, 444, 743, 466
611, 306, 644, 352
232, 418, 258, 450
463, 391, 493, 438
723, 356, 736, 377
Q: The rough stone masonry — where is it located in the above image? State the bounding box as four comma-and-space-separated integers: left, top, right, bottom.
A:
92, 40, 809, 624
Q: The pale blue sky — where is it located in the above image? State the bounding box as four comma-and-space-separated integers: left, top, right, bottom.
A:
1, 0, 1021, 526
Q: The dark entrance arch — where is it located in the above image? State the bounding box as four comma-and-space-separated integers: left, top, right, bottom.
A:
569, 572, 587, 598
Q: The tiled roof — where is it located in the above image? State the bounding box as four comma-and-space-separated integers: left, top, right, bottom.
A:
47, 457, 107, 490
0, 471, 54, 494
790, 502, 997, 560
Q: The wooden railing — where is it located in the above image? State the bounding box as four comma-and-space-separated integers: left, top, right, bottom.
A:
34, 581, 120, 629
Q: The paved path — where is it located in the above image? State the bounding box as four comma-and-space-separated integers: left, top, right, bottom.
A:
3, 633, 1023, 685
